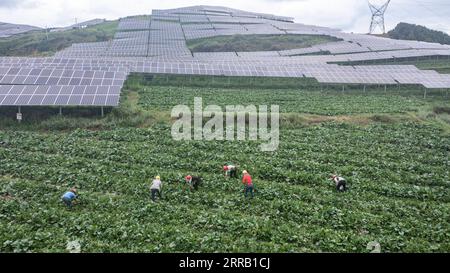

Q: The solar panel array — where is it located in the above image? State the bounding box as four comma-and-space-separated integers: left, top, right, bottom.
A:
2, 5, 450, 107
0, 85, 120, 106
117, 17, 150, 31
0, 62, 125, 106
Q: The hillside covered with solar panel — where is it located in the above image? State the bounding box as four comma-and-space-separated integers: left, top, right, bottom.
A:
1, 5, 450, 108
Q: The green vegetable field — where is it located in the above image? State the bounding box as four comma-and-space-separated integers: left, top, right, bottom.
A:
0, 76, 449, 253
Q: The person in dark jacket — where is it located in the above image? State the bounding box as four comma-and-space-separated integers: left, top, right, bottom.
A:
185, 175, 202, 191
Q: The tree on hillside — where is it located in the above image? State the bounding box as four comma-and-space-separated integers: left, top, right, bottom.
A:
387, 22, 450, 45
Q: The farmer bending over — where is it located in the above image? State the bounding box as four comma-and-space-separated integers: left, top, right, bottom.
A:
62, 188, 78, 208
223, 164, 237, 178
330, 175, 347, 192
185, 175, 202, 191
150, 176, 163, 202
242, 171, 254, 198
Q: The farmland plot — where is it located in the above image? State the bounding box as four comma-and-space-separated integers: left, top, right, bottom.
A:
137, 86, 427, 115
0, 121, 449, 252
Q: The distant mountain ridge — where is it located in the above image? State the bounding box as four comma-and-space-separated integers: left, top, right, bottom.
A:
50, 19, 106, 33
0, 19, 107, 38
0, 22, 41, 38
387, 22, 450, 45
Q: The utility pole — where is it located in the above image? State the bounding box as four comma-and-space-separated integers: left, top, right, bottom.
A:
368, 0, 391, 34
45, 25, 49, 40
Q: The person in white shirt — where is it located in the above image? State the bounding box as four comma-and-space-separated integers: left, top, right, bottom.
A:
330, 175, 347, 192
150, 176, 163, 202
223, 164, 237, 178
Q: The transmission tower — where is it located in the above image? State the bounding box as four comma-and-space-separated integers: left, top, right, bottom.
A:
368, 0, 391, 34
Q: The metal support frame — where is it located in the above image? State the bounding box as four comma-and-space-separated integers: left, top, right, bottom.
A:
17, 106, 22, 123
368, 0, 391, 34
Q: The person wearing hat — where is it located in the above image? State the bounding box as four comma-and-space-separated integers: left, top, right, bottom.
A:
330, 174, 347, 192
185, 175, 202, 191
223, 164, 237, 178
62, 188, 78, 208
242, 170, 254, 198
150, 176, 163, 202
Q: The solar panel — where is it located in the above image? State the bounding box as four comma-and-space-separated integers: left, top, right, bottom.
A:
2, 6, 450, 109
0, 84, 122, 106
117, 18, 151, 31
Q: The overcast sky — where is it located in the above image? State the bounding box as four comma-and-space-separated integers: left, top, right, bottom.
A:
0, 0, 449, 34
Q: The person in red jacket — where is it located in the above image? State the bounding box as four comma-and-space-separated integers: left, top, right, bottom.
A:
242, 170, 254, 198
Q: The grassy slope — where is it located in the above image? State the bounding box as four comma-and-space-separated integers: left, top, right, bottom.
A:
187, 34, 339, 52
0, 20, 118, 57
1, 75, 450, 252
